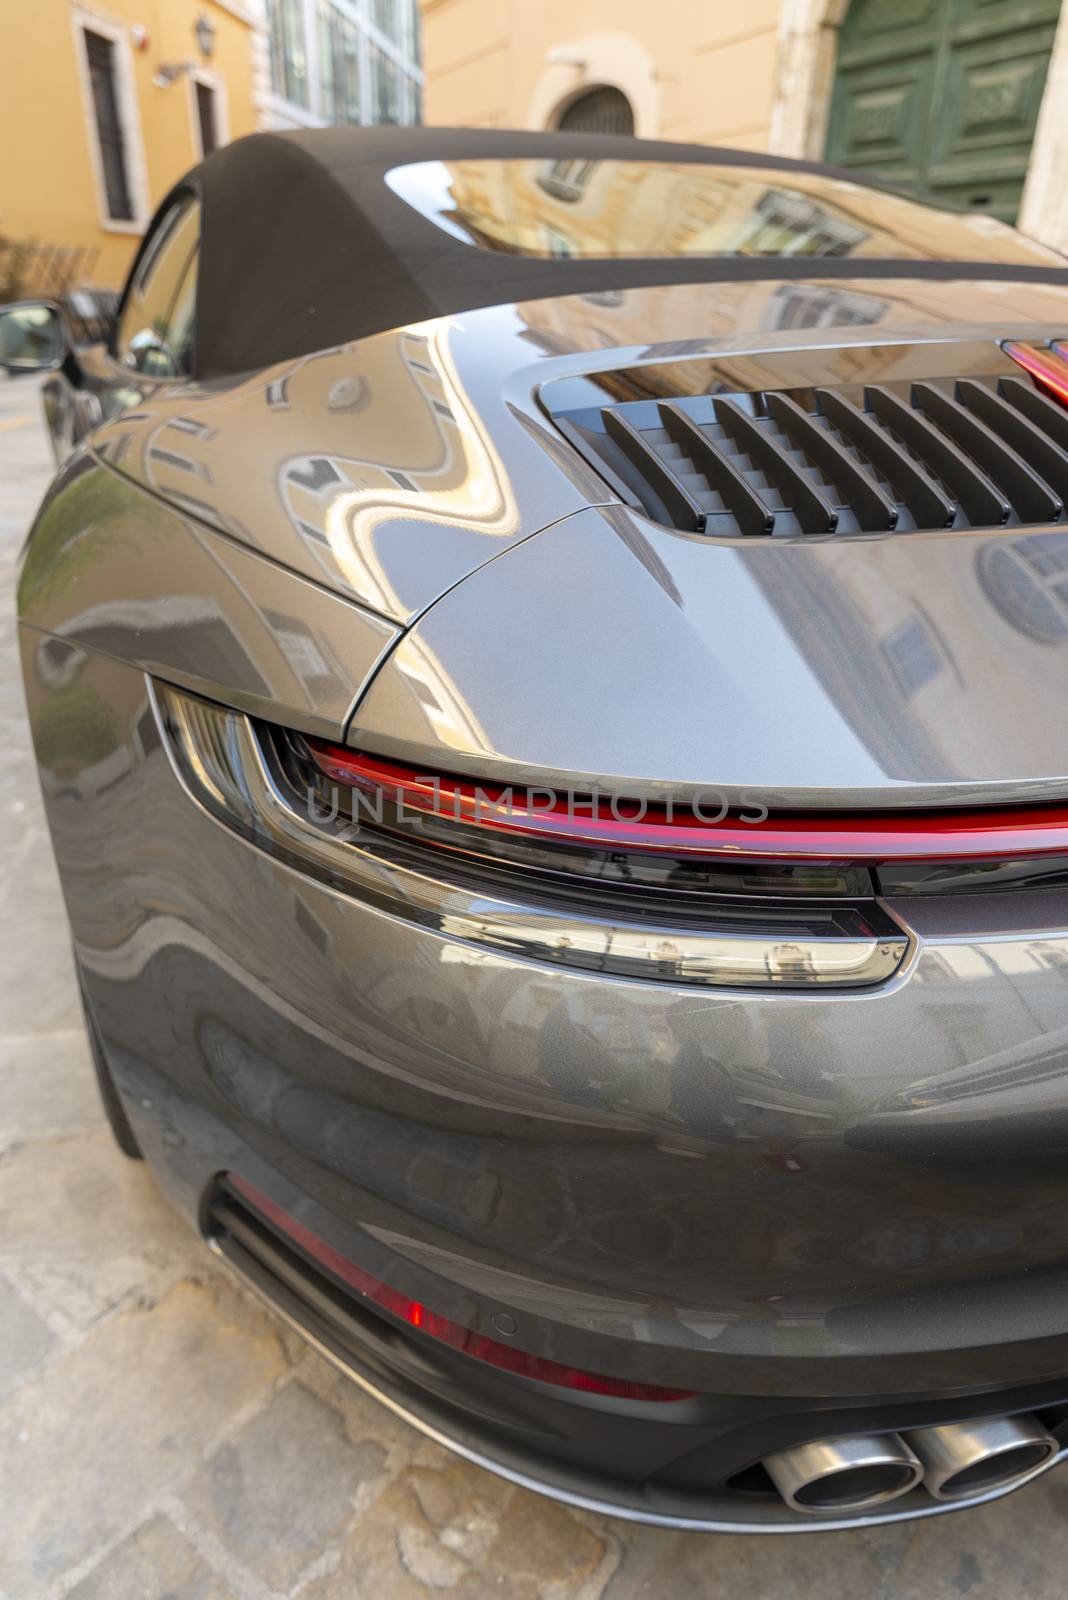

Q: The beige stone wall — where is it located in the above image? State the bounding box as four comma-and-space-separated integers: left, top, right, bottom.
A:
419, 0, 783, 147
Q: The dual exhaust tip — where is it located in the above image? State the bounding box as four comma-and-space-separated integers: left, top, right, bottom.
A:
763, 1413, 1058, 1515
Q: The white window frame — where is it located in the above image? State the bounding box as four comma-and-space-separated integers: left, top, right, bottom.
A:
188, 65, 231, 159
263, 0, 423, 127
71, 5, 150, 233
262, 88, 328, 128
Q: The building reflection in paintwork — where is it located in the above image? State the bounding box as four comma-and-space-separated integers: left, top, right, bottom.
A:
87, 267, 1068, 640
38, 652, 1068, 1360
745, 526, 1068, 794
403, 156, 1061, 269
92, 322, 531, 622
350, 487, 1068, 803
18, 461, 395, 740
286, 324, 520, 615
514, 273, 1068, 379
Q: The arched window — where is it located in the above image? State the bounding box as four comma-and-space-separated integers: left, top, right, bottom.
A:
556, 86, 634, 136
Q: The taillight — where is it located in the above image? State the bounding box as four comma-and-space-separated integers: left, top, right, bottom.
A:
306, 740, 1068, 864
151, 680, 909, 989
1006, 341, 1068, 410
228, 1175, 694, 1402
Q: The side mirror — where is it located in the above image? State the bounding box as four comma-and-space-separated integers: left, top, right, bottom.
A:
0, 300, 65, 374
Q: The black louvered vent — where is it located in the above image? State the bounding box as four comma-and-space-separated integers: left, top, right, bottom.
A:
555, 376, 1068, 537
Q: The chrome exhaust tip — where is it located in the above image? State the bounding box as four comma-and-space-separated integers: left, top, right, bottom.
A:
905, 1415, 1058, 1502
763, 1432, 922, 1514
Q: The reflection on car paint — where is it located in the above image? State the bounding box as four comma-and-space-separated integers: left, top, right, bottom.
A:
17, 460, 397, 738
351, 501, 1068, 808
82, 273, 1068, 625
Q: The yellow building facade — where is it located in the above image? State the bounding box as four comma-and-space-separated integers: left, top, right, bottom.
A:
419, 0, 1068, 256
0, 0, 261, 290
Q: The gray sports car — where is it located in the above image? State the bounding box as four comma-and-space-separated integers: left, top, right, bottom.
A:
10, 126, 1068, 1530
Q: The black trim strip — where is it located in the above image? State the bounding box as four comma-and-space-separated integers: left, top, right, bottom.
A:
957, 380, 1068, 504
998, 374, 1068, 453
657, 402, 775, 535
602, 407, 706, 531
712, 396, 838, 534
766, 391, 897, 531
865, 384, 1010, 526
553, 414, 643, 510
815, 387, 955, 529
915, 382, 1062, 522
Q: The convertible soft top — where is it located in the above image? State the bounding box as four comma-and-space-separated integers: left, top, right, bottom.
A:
154, 126, 1068, 378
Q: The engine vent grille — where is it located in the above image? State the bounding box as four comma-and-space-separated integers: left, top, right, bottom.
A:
556, 376, 1068, 537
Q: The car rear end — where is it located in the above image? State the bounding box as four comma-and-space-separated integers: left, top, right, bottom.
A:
19, 135, 1068, 1529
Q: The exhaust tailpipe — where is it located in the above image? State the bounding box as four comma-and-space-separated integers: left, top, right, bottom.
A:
763, 1433, 922, 1514
905, 1415, 1057, 1501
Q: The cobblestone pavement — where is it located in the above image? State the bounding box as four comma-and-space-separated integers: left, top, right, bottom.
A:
3, 372, 1066, 1598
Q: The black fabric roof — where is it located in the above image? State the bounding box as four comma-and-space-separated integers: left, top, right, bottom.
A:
140, 126, 1068, 379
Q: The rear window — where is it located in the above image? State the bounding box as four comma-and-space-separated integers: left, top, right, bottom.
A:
386, 157, 1062, 267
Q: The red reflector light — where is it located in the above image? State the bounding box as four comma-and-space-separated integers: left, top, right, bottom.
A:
229, 1175, 694, 1402
307, 741, 1068, 863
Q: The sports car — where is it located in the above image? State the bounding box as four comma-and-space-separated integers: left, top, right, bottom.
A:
11, 126, 1068, 1529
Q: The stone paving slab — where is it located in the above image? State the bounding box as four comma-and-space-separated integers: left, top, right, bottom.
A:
179, 1382, 390, 1590
0, 1273, 54, 1401
65, 1516, 232, 1600
1, 371, 1065, 1599
2, 1030, 103, 1145
0, 1279, 288, 1595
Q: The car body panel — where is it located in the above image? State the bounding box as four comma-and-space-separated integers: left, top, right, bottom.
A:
16, 128, 1068, 1527
86, 322, 614, 622
350, 499, 1068, 807
83, 274, 1068, 623
18, 455, 397, 740
19, 638, 1068, 1398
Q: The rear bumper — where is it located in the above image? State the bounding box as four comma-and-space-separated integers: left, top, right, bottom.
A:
200, 1161, 1068, 1531
94, 885, 1068, 1528
96, 880, 1068, 1400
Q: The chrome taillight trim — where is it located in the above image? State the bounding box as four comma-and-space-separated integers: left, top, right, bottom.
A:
150, 679, 909, 990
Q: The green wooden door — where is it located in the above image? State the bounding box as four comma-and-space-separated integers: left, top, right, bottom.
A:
825, 0, 1061, 223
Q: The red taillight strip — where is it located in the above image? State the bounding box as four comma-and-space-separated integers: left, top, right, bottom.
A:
1005, 341, 1068, 408
308, 740, 1068, 863
229, 1175, 694, 1402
